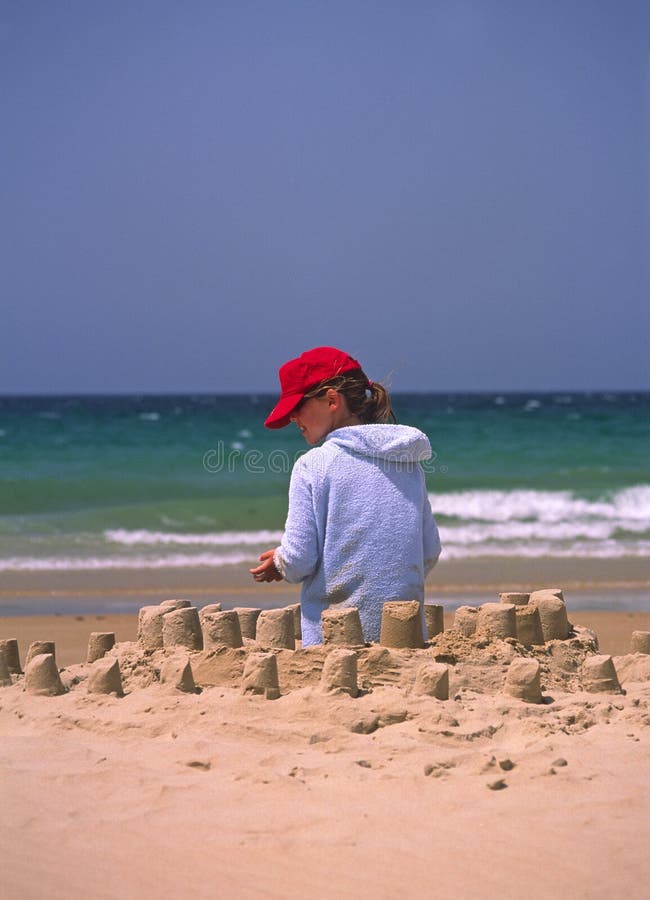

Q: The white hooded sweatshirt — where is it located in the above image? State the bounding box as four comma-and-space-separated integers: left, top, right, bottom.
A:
273, 423, 441, 646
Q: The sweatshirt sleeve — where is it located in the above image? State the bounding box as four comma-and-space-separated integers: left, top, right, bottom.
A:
422, 482, 441, 576
273, 456, 321, 584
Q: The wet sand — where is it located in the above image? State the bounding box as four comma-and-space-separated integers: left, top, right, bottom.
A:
1, 556, 648, 619
2, 555, 649, 598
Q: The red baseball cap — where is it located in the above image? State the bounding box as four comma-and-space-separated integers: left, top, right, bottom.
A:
264, 346, 363, 429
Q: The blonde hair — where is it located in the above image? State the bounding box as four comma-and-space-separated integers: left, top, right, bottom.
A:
301, 369, 396, 424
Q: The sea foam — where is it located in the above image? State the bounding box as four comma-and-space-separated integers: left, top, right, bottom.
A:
430, 485, 650, 523
430, 485, 650, 560
104, 528, 283, 546
3, 486, 649, 570
0, 552, 254, 571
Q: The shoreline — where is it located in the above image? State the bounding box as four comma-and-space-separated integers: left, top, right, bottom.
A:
1, 557, 647, 618
1, 555, 649, 595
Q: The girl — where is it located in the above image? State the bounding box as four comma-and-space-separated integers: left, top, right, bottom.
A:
250, 346, 441, 646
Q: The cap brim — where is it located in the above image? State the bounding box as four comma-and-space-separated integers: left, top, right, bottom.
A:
264, 392, 304, 429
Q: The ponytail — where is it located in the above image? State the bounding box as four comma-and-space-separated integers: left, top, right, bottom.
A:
302, 369, 396, 424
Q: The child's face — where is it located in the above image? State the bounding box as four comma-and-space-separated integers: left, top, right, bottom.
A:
290, 394, 333, 445
290, 390, 346, 445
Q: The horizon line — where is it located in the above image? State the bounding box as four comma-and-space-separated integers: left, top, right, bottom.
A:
1, 388, 649, 399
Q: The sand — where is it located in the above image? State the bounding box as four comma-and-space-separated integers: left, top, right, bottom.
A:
1, 592, 650, 900
2, 555, 649, 611
3, 609, 649, 667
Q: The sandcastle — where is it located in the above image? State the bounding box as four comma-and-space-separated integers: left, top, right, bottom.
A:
476, 603, 517, 640
202, 610, 243, 649
87, 632, 116, 664
0, 639, 22, 674
198, 603, 222, 627
454, 606, 478, 637
581, 655, 622, 694
452, 590, 571, 646
161, 599, 192, 610
631, 631, 650, 655
514, 606, 545, 647
380, 601, 425, 649
25, 641, 56, 667
320, 649, 358, 696
529, 590, 570, 641
255, 608, 295, 650
499, 592, 530, 606
504, 658, 543, 703
233, 607, 262, 640
1, 586, 642, 703
162, 607, 203, 651
87, 658, 124, 696
138, 605, 170, 651
241, 652, 280, 699
413, 661, 449, 699
424, 603, 444, 639
136, 600, 199, 652
285, 603, 302, 640
160, 655, 196, 693
0, 652, 12, 687
25, 653, 66, 697
321, 607, 365, 648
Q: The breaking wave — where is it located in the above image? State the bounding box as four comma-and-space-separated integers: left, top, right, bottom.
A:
2, 486, 648, 570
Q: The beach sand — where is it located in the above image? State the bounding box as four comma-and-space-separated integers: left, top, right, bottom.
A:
1, 584, 650, 899
2, 555, 650, 599
1, 555, 648, 622
2, 609, 650, 667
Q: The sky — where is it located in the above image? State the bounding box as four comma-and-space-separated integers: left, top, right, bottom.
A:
1, 1, 648, 393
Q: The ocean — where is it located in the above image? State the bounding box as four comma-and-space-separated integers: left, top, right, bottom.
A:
0, 392, 649, 573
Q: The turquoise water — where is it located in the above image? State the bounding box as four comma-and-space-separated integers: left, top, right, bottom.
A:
1, 392, 649, 570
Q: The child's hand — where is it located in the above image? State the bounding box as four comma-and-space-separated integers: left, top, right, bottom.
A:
250, 548, 284, 582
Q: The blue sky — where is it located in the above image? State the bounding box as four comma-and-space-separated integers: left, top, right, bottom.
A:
2, 1, 648, 393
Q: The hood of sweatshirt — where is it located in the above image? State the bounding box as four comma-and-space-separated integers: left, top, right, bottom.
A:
323, 424, 432, 462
